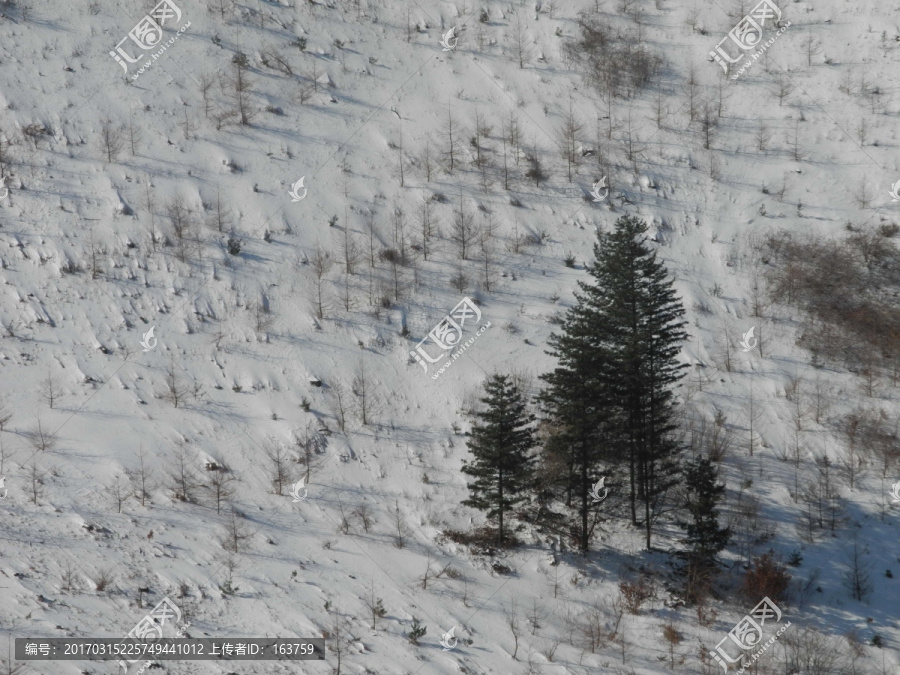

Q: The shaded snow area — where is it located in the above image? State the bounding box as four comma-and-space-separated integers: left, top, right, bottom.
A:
0, 0, 898, 673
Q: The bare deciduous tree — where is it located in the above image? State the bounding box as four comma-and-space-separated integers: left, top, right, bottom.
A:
362, 578, 387, 629
27, 412, 57, 453
510, 16, 534, 68
352, 362, 377, 426
40, 368, 61, 409
392, 500, 410, 548
309, 244, 333, 319
261, 44, 293, 75
505, 598, 521, 660
801, 29, 822, 66
97, 120, 124, 163
126, 444, 157, 507
770, 74, 794, 106
128, 110, 142, 155
442, 106, 460, 172
206, 467, 236, 514
168, 443, 202, 503
842, 540, 872, 601
557, 101, 583, 182
264, 442, 293, 496
450, 194, 479, 260
0, 401, 12, 432
27, 458, 46, 504
163, 355, 189, 408
107, 475, 131, 513
206, 187, 233, 233
229, 53, 255, 125
420, 138, 434, 182
220, 507, 252, 553
338, 226, 361, 275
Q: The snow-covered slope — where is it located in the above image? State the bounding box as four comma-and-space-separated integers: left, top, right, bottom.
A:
0, 0, 898, 673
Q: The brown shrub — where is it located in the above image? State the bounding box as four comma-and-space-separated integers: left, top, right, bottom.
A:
740, 550, 790, 604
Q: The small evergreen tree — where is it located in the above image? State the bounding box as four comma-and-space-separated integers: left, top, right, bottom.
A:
678, 456, 730, 566
461, 374, 536, 546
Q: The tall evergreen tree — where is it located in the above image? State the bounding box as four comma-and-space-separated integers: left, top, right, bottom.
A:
539, 292, 614, 552
678, 456, 730, 566
540, 215, 687, 550
593, 215, 687, 549
461, 374, 536, 546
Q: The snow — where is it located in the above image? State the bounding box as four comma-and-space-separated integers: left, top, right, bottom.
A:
0, 0, 898, 673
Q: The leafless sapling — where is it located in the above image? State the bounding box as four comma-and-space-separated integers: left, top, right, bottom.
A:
220, 507, 252, 553
108, 475, 131, 513
27, 458, 45, 504
511, 16, 534, 68
126, 444, 158, 507
97, 120, 124, 163
229, 53, 255, 125
450, 194, 479, 260
40, 368, 61, 409
264, 442, 294, 496
168, 443, 202, 503
163, 355, 189, 408
309, 244, 333, 319
27, 412, 57, 453
352, 361, 377, 426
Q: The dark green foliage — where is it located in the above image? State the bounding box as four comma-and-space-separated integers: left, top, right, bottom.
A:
678, 456, 730, 567
461, 374, 536, 547
227, 237, 242, 255
540, 215, 687, 551
407, 618, 426, 645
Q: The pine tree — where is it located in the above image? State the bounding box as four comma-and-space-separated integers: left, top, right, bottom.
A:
540, 215, 687, 551
539, 301, 613, 552
678, 456, 730, 566
592, 215, 687, 549
461, 375, 536, 546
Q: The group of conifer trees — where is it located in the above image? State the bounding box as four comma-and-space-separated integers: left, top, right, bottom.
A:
461, 215, 729, 569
